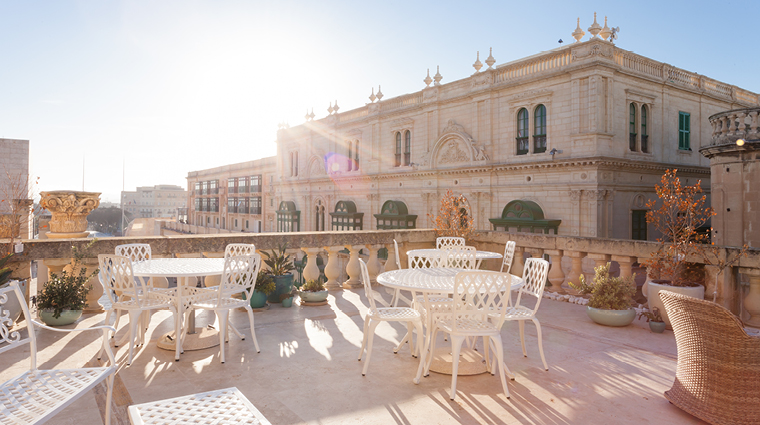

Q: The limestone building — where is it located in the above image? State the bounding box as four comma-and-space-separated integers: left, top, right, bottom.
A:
272, 33, 757, 239
185, 157, 276, 233
121, 184, 187, 219
0, 138, 32, 239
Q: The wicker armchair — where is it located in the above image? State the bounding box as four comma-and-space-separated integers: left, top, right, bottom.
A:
659, 291, 760, 425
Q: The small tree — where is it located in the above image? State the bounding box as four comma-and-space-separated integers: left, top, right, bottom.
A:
428, 190, 474, 240
642, 169, 714, 286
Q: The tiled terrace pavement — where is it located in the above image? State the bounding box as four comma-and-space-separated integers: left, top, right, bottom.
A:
1, 287, 705, 424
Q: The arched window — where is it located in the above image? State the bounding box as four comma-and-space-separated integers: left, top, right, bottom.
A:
641, 105, 648, 153
629, 103, 637, 151
533, 104, 547, 153
404, 131, 411, 165
354, 140, 360, 170
395, 132, 402, 167
347, 141, 353, 171
516, 108, 529, 155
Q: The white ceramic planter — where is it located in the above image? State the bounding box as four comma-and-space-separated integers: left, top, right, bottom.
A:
643, 280, 705, 329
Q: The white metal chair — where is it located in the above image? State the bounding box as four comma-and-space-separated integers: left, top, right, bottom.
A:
436, 236, 465, 249
98, 254, 179, 365
421, 271, 512, 400
358, 259, 423, 376
389, 239, 413, 307
500, 241, 516, 273
442, 246, 477, 269
502, 257, 550, 371
0, 281, 117, 425
184, 254, 262, 363
224, 243, 256, 257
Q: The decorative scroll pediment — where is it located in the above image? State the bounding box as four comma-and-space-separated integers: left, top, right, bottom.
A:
431, 119, 489, 168
308, 156, 326, 177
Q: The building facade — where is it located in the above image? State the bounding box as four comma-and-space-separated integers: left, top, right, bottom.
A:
272, 37, 758, 240
0, 138, 31, 239
185, 157, 276, 233
121, 184, 187, 219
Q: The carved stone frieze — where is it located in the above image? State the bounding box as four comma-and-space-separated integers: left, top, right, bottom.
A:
572, 43, 613, 61
569, 190, 583, 201
389, 118, 414, 133
510, 88, 553, 102
439, 141, 470, 164
443, 119, 466, 135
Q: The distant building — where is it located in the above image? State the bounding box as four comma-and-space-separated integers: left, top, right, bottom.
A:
121, 185, 187, 219
0, 138, 32, 239
185, 157, 276, 233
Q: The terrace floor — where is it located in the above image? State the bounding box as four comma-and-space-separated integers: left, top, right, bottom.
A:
1, 285, 706, 425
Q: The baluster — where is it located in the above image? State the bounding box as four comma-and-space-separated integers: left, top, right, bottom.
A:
323, 246, 343, 291
365, 244, 384, 284
301, 248, 322, 283
511, 247, 525, 277
742, 268, 760, 327
563, 251, 586, 294
343, 245, 364, 289
545, 249, 565, 291
749, 111, 759, 139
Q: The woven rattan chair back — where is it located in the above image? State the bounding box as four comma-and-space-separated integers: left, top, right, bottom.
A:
115, 243, 151, 262
451, 271, 511, 333
516, 258, 549, 311
500, 241, 516, 273
436, 237, 465, 250
660, 290, 760, 425
98, 254, 143, 307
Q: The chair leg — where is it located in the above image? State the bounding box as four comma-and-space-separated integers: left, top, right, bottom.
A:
492, 335, 510, 399
362, 321, 380, 376
412, 321, 423, 359
218, 309, 229, 363
424, 327, 440, 377
174, 308, 183, 361
533, 317, 548, 371
104, 374, 115, 425
112, 308, 122, 336
393, 323, 412, 355
519, 320, 527, 357
358, 317, 370, 361
449, 335, 466, 400
127, 310, 141, 365
245, 305, 260, 353
229, 321, 245, 341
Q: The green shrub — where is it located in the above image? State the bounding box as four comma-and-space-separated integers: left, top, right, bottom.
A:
569, 262, 635, 310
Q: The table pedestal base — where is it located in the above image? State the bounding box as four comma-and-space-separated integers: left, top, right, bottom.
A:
157, 327, 220, 351
428, 347, 488, 375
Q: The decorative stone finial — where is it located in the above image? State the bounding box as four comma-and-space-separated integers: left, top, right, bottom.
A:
433, 66, 442, 86
572, 17, 585, 42
305, 109, 310, 121
485, 47, 496, 69
600, 16, 611, 40
309, 108, 315, 120
588, 12, 601, 38
369, 87, 376, 103
328, 102, 334, 115
376, 85, 383, 101
333, 100, 339, 114
473, 51, 482, 73
424, 69, 432, 87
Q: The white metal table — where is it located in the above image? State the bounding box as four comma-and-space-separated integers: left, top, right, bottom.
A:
377, 268, 522, 381
132, 258, 225, 352
407, 248, 502, 268
128, 387, 271, 425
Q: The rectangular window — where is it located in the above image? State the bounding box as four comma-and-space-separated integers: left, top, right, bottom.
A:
228, 178, 236, 194
238, 177, 248, 193
251, 197, 262, 214
250, 175, 262, 192
194, 182, 201, 195
641, 105, 648, 153
395, 132, 402, 167
678, 112, 690, 150
631, 210, 647, 240
228, 198, 236, 213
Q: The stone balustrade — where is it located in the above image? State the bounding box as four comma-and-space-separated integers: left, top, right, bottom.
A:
4, 229, 759, 324
709, 107, 760, 145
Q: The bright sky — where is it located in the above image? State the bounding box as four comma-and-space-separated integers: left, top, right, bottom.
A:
1, 1, 757, 203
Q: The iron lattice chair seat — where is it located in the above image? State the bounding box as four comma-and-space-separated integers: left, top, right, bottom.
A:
369, 307, 422, 322
437, 317, 500, 335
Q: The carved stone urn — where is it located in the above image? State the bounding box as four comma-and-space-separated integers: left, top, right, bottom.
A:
39, 191, 101, 239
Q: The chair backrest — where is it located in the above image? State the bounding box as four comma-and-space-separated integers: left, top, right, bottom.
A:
451, 271, 512, 332
393, 239, 402, 269
500, 241, 516, 273
436, 237, 465, 249
0, 281, 39, 369
408, 250, 444, 269
443, 246, 477, 269
218, 254, 261, 302
359, 258, 378, 312
516, 257, 550, 311
98, 254, 143, 306
225, 243, 256, 257
115, 244, 152, 262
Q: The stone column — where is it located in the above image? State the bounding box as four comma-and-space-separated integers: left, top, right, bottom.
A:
742, 268, 760, 327
343, 245, 364, 289
323, 246, 343, 291
511, 247, 525, 277
545, 249, 565, 291
563, 251, 586, 294
301, 248, 322, 283
587, 253, 611, 274
365, 244, 384, 284
612, 255, 636, 279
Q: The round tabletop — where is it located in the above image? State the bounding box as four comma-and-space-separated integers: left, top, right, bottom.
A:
407, 249, 503, 260
377, 268, 522, 294
131, 258, 225, 278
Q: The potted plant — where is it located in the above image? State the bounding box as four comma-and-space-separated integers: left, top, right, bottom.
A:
242, 273, 275, 309
261, 244, 295, 304
641, 169, 713, 327
34, 243, 96, 326
638, 307, 666, 333
570, 262, 637, 327
299, 279, 328, 304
